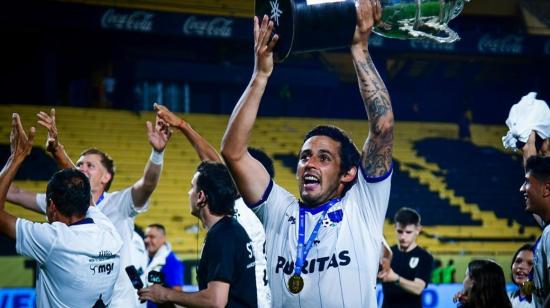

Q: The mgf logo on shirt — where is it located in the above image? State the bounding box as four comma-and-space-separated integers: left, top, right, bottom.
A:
90, 263, 115, 275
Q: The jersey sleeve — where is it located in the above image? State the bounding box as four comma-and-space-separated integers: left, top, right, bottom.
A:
162, 253, 184, 288
110, 187, 149, 218
15, 218, 59, 264
343, 166, 392, 233
249, 180, 297, 233
416, 251, 434, 285
35, 193, 47, 214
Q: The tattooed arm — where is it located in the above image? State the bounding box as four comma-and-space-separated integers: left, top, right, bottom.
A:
351, 0, 394, 177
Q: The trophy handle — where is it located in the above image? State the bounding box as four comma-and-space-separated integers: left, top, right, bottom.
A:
399, 18, 461, 43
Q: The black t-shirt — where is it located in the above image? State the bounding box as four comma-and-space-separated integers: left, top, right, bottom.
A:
197, 216, 258, 307
382, 245, 434, 308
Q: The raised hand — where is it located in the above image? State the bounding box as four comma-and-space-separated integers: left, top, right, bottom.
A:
37, 108, 59, 153
154, 103, 185, 128
352, 0, 382, 49
253, 15, 279, 78
147, 115, 171, 152
10, 114, 35, 162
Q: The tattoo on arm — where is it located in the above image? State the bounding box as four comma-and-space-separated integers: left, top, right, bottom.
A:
355, 56, 394, 177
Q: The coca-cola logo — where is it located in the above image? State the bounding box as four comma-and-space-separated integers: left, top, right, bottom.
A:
478, 34, 523, 54
101, 9, 154, 33
183, 16, 233, 38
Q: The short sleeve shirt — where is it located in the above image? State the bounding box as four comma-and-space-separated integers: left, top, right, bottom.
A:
382, 245, 433, 308
252, 166, 392, 307
234, 198, 271, 308
534, 226, 550, 307
37, 187, 149, 306
197, 216, 258, 307
16, 206, 122, 308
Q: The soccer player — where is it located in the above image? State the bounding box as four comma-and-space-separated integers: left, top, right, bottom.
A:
380, 207, 433, 308
154, 103, 272, 307
138, 162, 257, 307
521, 155, 550, 307
0, 114, 122, 307
7, 108, 171, 306
220, 0, 393, 306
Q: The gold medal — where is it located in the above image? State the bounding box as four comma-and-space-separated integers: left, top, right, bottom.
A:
521, 280, 534, 296
288, 274, 304, 294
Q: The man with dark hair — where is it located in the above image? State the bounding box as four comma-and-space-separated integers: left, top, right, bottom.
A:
138, 161, 257, 307
522, 155, 550, 307
380, 207, 433, 308
0, 114, 122, 307
143, 224, 184, 308
7, 108, 171, 306
154, 102, 272, 307
220, 0, 393, 306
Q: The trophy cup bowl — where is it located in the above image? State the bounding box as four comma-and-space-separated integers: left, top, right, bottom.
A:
255, 0, 469, 61
374, 0, 469, 43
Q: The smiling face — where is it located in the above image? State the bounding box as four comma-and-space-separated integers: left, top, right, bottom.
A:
76, 153, 111, 196
512, 249, 534, 286
520, 171, 546, 215
296, 136, 354, 206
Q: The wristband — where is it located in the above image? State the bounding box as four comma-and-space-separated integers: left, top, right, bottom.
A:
150, 149, 164, 165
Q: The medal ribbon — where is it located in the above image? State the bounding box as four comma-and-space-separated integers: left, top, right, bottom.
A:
294, 198, 340, 277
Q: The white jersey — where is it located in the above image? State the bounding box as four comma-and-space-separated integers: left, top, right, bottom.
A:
131, 231, 148, 308
234, 198, 272, 308
16, 206, 122, 308
509, 290, 536, 308
37, 187, 149, 307
252, 167, 391, 307
534, 226, 550, 307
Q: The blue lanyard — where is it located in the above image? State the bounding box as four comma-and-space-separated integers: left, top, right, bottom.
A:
294, 198, 340, 276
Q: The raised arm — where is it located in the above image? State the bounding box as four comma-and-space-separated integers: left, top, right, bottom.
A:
351, 0, 394, 177
0, 114, 35, 239
37, 108, 76, 169
220, 15, 279, 204
131, 115, 171, 209
6, 184, 42, 214
155, 103, 221, 162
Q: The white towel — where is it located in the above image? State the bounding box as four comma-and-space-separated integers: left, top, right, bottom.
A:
502, 92, 550, 150
141, 243, 171, 287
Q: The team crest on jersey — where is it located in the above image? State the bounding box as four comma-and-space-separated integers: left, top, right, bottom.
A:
409, 257, 419, 269
323, 209, 343, 227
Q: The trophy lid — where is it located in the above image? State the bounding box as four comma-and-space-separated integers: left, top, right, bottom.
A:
255, 0, 356, 62
255, 0, 295, 62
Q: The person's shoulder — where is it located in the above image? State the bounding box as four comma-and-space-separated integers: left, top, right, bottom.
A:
414, 245, 433, 258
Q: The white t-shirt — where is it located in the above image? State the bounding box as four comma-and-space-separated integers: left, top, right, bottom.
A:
234, 198, 272, 308
37, 187, 149, 307
252, 167, 392, 308
16, 206, 122, 308
534, 226, 550, 307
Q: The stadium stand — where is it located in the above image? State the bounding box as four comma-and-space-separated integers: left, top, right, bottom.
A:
0, 105, 538, 256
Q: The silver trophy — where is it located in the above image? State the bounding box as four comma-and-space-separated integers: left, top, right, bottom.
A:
374, 0, 469, 43
255, 0, 470, 61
